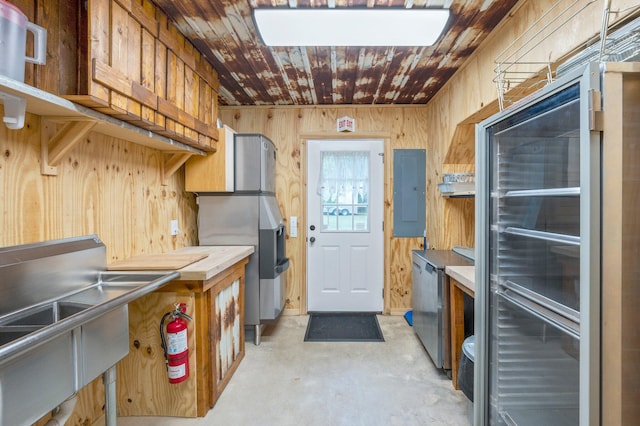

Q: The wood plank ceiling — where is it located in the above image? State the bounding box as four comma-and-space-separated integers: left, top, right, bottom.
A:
152, 0, 520, 106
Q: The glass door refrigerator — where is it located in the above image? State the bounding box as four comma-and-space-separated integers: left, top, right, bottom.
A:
475, 61, 603, 426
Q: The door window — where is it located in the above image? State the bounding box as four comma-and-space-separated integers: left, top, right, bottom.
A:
317, 151, 369, 232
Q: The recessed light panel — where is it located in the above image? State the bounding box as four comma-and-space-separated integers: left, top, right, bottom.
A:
253, 8, 450, 47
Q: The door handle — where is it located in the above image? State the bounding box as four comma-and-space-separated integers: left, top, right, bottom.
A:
309, 237, 316, 243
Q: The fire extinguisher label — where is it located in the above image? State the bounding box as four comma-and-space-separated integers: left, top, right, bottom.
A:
167, 329, 188, 354
168, 363, 186, 380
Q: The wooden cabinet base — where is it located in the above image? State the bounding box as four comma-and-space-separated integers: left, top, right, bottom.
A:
117, 259, 247, 417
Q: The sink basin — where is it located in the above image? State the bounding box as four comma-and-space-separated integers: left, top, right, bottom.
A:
0, 271, 179, 353
56, 271, 177, 306
0, 301, 90, 346
0, 301, 91, 326
0, 236, 180, 426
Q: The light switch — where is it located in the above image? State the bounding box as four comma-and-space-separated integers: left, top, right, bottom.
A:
170, 219, 179, 236
290, 216, 297, 238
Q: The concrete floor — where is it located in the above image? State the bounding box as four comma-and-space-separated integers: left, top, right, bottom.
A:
118, 315, 470, 426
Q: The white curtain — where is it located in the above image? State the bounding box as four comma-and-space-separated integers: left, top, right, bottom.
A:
317, 151, 369, 202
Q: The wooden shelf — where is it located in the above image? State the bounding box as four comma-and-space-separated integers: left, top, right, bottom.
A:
0, 75, 205, 178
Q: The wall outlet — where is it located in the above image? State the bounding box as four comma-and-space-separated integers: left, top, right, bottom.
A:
170, 219, 179, 236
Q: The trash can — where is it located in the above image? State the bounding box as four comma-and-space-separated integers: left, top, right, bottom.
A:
458, 335, 474, 424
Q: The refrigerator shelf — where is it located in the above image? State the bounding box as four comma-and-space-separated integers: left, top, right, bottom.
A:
502, 280, 579, 323
499, 407, 579, 426
504, 227, 580, 245
499, 290, 580, 339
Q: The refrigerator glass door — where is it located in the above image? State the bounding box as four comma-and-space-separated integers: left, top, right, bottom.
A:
490, 84, 581, 317
491, 291, 580, 425
484, 80, 585, 425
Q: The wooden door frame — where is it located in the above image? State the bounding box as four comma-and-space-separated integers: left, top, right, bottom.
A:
299, 132, 391, 315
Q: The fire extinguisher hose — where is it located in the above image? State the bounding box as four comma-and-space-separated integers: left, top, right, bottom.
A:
159, 311, 173, 370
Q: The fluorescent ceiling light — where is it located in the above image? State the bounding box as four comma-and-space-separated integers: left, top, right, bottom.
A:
253, 8, 450, 47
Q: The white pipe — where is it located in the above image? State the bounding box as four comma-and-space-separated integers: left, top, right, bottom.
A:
44, 394, 77, 426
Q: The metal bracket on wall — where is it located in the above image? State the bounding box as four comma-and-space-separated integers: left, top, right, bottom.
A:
40, 118, 97, 175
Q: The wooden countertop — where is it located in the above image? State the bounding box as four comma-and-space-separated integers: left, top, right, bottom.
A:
445, 265, 475, 294
171, 246, 254, 281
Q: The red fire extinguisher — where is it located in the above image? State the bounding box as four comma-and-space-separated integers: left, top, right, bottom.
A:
160, 303, 192, 384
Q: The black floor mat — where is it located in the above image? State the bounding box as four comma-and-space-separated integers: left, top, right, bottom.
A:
304, 312, 384, 342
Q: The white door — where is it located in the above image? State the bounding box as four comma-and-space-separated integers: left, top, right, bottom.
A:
306, 139, 384, 312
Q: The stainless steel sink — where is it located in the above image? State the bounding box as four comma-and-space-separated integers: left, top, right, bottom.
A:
0, 236, 179, 426
0, 301, 90, 346
0, 300, 91, 326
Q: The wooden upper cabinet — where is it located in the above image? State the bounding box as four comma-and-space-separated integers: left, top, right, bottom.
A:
185, 125, 235, 192
15, 0, 219, 151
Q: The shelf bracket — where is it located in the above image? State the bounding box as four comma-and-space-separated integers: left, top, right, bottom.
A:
41, 118, 97, 175
0, 90, 26, 129
162, 153, 193, 185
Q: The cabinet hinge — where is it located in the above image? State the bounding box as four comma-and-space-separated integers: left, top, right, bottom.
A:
588, 89, 603, 131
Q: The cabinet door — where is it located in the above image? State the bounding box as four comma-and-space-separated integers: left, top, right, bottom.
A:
213, 277, 242, 384
185, 125, 236, 192
208, 260, 246, 407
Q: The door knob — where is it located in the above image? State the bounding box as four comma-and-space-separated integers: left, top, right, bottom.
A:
310, 237, 316, 243
310, 225, 316, 230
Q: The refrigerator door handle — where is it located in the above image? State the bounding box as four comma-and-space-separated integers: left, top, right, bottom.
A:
424, 262, 436, 274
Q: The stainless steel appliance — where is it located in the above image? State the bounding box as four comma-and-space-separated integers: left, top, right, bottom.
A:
476, 61, 612, 425
198, 134, 289, 345
0, 235, 177, 426
412, 249, 472, 370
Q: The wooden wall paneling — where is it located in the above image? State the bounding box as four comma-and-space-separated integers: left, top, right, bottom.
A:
125, 8, 143, 121
388, 237, 418, 315
1, 111, 45, 243
141, 27, 160, 129
109, 1, 135, 121
184, 65, 198, 143
5, 0, 77, 93
443, 198, 475, 249
36, 0, 79, 95
297, 137, 308, 314
88, 0, 112, 105
198, 79, 214, 147
164, 51, 183, 138
154, 35, 168, 132
1, 109, 198, 424
220, 106, 432, 314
